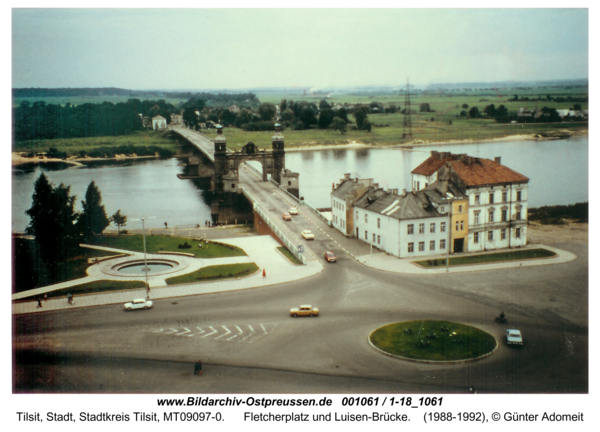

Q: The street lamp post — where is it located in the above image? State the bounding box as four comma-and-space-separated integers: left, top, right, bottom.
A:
132, 216, 155, 295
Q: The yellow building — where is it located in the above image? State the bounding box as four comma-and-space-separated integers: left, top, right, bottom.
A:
450, 198, 469, 253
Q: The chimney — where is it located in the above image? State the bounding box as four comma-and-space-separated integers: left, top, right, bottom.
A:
392, 188, 398, 194
495, 156, 501, 164
439, 165, 449, 194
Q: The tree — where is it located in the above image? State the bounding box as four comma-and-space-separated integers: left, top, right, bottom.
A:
353, 106, 369, 130
461, 104, 469, 109
336, 108, 349, 123
281, 108, 295, 122
420, 103, 431, 112
363, 120, 372, 132
319, 99, 330, 110
460, 110, 468, 117
330, 117, 347, 134
26, 173, 79, 267
318, 109, 335, 129
484, 104, 496, 117
469, 107, 480, 118
300, 107, 317, 128
258, 103, 276, 121
573, 103, 582, 111
77, 181, 110, 238
112, 210, 127, 235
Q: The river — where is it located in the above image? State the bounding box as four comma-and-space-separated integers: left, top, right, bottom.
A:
11, 136, 588, 232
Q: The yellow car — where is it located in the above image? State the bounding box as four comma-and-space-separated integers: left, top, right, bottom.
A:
301, 230, 315, 240
290, 305, 319, 317
282, 213, 292, 221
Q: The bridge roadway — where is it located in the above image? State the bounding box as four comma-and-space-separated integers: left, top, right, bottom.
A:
171, 125, 216, 162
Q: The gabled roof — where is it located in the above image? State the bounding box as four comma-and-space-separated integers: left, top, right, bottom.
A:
353, 188, 441, 221
447, 157, 529, 187
152, 115, 166, 120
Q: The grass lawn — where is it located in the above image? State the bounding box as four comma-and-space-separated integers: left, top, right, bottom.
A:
17, 280, 147, 302
166, 263, 259, 285
87, 235, 246, 258
370, 320, 496, 361
414, 248, 556, 268
277, 246, 302, 265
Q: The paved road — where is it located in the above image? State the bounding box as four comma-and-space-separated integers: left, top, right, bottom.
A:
12, 163, 588, 394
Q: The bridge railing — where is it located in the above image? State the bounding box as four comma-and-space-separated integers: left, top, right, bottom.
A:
240, 187, 306, 265
300, 199, 332, 227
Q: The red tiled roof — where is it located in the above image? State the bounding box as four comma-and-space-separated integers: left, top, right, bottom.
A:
448, 158, 529, 186
411, 153, 464, 176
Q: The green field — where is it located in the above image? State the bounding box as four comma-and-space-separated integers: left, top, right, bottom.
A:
277, 246, 302, 265
415, 248, 556, 268
166, 263, 259, 285
86, 235, 247, 258
370, 320, 497, 361
13, 130, 177, 156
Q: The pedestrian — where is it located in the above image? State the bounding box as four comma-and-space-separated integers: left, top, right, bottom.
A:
44, 293, 48, 302
165, 221, 168, 229
37, 297, 42, 308
262, 268, 266, 278
194, 360, 202, 375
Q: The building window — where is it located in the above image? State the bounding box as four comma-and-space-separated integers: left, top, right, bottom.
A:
417, 181, 420, 190
458, 205, 463, 213
419, 242, 425, 252
231, 184, 236, 189
419, 223, 425, 234
440, 222, 446, 232
430, 223, 435, 233
440, 239, 446, 249
407, 224, 414, 234
502, 191, 507, 202
288, 181, 291, 186
489, 209, 494, 223
501, 209, 507, 222
488, 231, 494, 241
516, 210, 521, 220
460, 221, 464, 230
377, 235, 381, 244
516, 228, 521, 238
373, 233, 376, 242
377, 218, 381, 228
517, 190, 522, 201
356, 211, 359, 220
474, 232, 479, 243
455, 221, 459, 231
430, 240, 435, 251
489, 192, 494, 204
501, 228, 506, 240
408, 242, 414, 253
440, 206, 445, 213
365, 214, 368, 223
365, 231, 368, 240
475, 194, 480, 205
474, 211, 480, 224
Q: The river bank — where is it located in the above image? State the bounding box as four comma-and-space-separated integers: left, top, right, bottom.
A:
11, 153, 160, 167
284, 129, 588, 152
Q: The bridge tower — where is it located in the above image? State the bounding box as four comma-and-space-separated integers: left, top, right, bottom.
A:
271, 123, 285, 184
213, 124, 228, 191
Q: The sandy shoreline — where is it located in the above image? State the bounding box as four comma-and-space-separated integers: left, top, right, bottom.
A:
285, 130, 588, 152
12, 130, 587, 165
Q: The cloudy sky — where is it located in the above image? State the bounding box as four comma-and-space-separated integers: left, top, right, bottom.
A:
12, 7, 589, 90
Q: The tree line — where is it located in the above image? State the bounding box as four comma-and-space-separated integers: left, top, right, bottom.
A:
24, 174, 124, 282
13, 99, 178, 141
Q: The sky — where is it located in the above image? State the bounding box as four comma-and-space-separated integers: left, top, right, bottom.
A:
11, 7, 590, 90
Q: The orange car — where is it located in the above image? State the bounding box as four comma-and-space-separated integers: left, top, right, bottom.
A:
282, 213, 292, 221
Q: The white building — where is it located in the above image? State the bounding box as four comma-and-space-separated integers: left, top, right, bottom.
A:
433, 154, 529, 251
331, 174, 378, 237
352, 187, 449, 258
152, 115, 167, 130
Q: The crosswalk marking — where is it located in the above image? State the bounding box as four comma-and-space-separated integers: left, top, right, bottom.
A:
214, 325, 231, 340
150, 322, 276, 343
201, 326, 218, 338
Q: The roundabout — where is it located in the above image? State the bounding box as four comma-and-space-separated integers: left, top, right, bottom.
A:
369, 320, 497, 363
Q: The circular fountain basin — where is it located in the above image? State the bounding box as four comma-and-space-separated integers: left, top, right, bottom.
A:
100, 257, 189, 278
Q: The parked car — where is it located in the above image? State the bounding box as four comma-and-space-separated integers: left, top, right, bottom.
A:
288, 207, 299, 215
301, 230, 315, 240
324, 251, 337, 263
282, 212, 292, 221
290, 305, 319, 317
124, 298, 153, 311
506, 329, 523, 346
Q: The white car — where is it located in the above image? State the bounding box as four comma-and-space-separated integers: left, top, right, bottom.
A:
288, 207, 299, 215
506, 329, 523, 346
124, 298, 153, 311
301, 230, 315, 240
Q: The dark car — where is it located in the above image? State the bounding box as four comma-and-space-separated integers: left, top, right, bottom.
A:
324, 251, 336, 263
